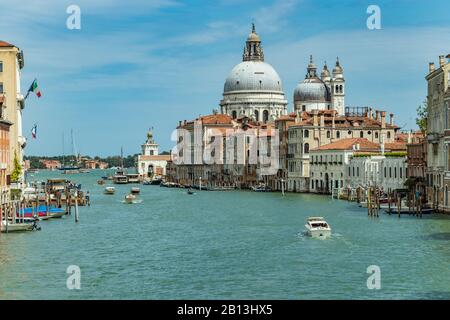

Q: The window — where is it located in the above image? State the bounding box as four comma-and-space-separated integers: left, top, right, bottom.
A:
0, 62, 3, 72
0, 82, 3, 94
302, 105, 306, 111
387, 131, 391, 139
304, 143, 309, 154
357, 167, 359, 177
263, 110, 269, 122
254, 110, 259, 121
304, 130, 309, 138
327, 131, 331, 138
348, 130, 352, 135
384, 167, 387, 178
375, 132, 379, 139
400, 167, 403, 179
232, 111, 237, 119
336, 131, 340, 139
360, 131, 364, 138
394, 167, 397, 179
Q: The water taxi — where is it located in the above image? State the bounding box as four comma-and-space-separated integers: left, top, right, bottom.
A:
131, 187, 140, 195
126, 173, 140, 184
104, 186, 115, 195
113, 169, 128, 184
124, 194, 136, 204
305, 217, 331, 238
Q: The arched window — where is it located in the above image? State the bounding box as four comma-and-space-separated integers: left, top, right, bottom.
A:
304, 143, 309, 154
339, 85, 343, 93
360, 131, 364, 138
400, 167, 403, 179
394, 167, 397, 179
375, 132, 379, 139
387, 131, 391, 139
254, 110, 259, 121
263, 110, 269, 122
336, 131, 340, 139
384, 167, 387, 178
232, 110, 237, 119
304, 130, 309, 138
327, 131, 331, 138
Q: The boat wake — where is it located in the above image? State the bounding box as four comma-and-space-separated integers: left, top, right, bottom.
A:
119, 199, 143, 204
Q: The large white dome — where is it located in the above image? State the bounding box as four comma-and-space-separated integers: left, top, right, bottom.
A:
224, 61, 283, 93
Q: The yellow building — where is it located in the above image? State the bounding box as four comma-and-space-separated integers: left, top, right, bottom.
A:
0, 40, 25, 181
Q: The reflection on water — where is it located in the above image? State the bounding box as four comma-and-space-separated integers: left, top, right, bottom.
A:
0, 169, 449, 299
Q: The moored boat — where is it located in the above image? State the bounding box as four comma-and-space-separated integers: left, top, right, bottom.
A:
305, 217, 331, 238
1, 220, 35, 233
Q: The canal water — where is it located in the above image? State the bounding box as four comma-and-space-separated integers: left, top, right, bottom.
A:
0, 170, 449, 299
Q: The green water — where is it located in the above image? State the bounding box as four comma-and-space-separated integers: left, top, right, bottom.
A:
0, 170, 449, 299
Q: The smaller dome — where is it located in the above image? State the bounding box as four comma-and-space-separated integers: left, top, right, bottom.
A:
321, 64, 330, 79
294, 78, 331, 103
333, 58, 343, 74
247, 32, 260, 42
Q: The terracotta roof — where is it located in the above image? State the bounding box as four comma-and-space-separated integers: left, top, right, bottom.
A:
385, 142, 407, 151
312, 138, 381, 151
139, 155, 171, 161
199, 114, 233, 125
0, 40, 14, 47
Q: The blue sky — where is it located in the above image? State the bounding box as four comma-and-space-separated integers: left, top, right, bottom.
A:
1, 0, 449, 157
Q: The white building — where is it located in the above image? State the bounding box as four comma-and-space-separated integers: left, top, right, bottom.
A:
310, 138, 381, 193
137, 129, 171, 180
220, 24, 288, 122
346, 155, 407, 192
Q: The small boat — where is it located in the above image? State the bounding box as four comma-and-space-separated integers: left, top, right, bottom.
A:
124, 193, 136, 204
97, 179, 105, 185
251, 183, 272, 192
305, 217, 331, 238
150, 178, 162, 185
104, 186, 115, 195
187, 188, 195, 195
1, 220, 35, 233
131, 187, 140, 195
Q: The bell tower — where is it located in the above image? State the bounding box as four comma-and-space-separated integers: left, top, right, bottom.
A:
141, 128, 159, 156
331, 57, 345, 115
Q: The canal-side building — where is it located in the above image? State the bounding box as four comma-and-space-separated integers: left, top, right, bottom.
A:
0, 40, 25, 182
309, 138, 381, 193
137, 129, 171, 180
346, 151, 408, 192
425, 54, 450, 211
219, 24, 288, 122
171, 113, 277, 189
406, 138, 427, 196
275, 108, 399, 192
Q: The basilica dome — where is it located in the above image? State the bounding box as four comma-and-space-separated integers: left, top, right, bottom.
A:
224, 61, 283, 93
294, 78, 330, 103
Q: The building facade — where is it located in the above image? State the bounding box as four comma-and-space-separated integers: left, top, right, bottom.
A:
0, 40, 25, 181
426, 54, 450, 211
137, 130, 171, 180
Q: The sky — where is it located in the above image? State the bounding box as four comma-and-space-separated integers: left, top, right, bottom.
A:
1, 0, 449, 157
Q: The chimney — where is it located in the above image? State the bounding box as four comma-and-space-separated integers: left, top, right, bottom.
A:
389, 113, 394, 126
381, 111, 386, 129
429, 62, 435, 73
375, 110, 380, 121
295, 110, 300, 123
439, 55, 446, 67
368, 107, 372, 119
408, 130, 412, 144
313, 110, 318, 127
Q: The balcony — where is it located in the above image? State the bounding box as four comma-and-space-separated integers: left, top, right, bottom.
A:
427, 133, 441, 144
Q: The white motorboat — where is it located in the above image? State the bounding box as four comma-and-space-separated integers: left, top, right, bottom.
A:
124, 194, 136, 204
305, 217, 331, 238
1, 220, 34, 233
104, 186, 115, 195
130, 187, 140, 195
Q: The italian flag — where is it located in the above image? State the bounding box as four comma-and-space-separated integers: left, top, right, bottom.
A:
28, 79, 41, 98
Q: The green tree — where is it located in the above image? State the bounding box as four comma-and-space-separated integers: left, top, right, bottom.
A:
11, 152, 22, 182
416, 100, 428, 134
